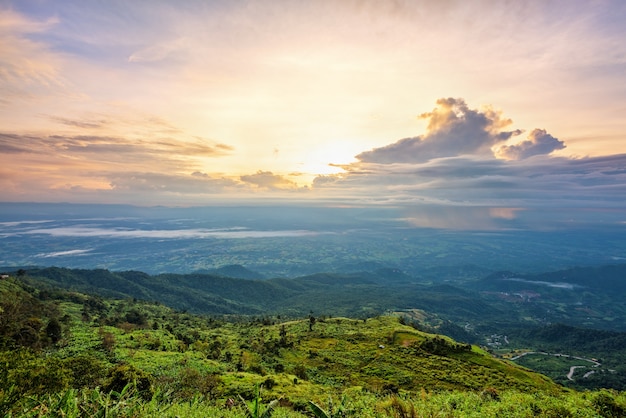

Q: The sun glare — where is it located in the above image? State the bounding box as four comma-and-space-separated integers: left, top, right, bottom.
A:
298, 142, 358, 175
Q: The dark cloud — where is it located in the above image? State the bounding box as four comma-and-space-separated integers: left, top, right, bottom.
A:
356, 98, 523, 163
496, 129, 566, 160
0, 133, 34, 153
312, 175, 340, 187
313, 153, 626, 212
240, 171, 298, 190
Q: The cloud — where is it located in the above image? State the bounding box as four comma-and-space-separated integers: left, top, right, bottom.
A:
316, 154, 626, 207
240, 171, 299, 190
1, 165, 256, 205
108, 172, 241, 194
0, 9, 65, 100
24, 226, 319, 240
128, 38, 188, 63
0, 133, 35, 153
401, 206, 523, 230
35, 249, 93, 258
311, 153, 626, 229
47, 116, 107, 129
356, 98, 523, 163
310, 98, 626, 229
0, 126, 239, 204
496, 128, 566, 160
0, 131, 232, 164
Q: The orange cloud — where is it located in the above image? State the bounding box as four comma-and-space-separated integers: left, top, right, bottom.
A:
240, 171, 299, 190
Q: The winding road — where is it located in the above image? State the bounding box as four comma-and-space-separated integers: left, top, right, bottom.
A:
510, 351, 601, 381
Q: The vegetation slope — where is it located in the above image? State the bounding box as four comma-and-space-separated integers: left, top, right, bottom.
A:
2, 273, 626, 417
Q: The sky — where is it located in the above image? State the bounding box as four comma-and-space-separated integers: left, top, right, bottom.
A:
1, 0, 625, 227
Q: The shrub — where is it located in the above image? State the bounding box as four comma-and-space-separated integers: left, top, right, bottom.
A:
103, 364, 153, 400
45, 318, 63, 344
385, 396, 417, 418
0, 350, 72, 415
481, 387, 500, 401
64, 355, 106, 388
177, 367, 222, 399
542, 404, 573, 418
293, 364, 308, 380
592, 391, 626, 418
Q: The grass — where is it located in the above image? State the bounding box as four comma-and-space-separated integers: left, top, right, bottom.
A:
10, 386, 626, 417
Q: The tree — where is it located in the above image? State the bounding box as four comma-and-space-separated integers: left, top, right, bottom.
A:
101, 331, 115, 352
125, 309, 147, 326
279, 325, 288, 346
45, 318, 62, 344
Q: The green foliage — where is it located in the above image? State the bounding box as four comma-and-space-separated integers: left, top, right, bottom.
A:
103, 364, 154, 401
16, 264, 626, 391
16, 385, 172, 418
0, 350, 73, 416
63, 355, 107, 388
0, 278, 61, 350
239, 384, 279, 418
44, 318, 62, 344
308, 396, 349, 418
308, 401, 331, 418
173, 367, 222, 400
384, 396, 417, 418
592, 390, 626, 418
125, 308, 148, 326
504, 323, 626, 390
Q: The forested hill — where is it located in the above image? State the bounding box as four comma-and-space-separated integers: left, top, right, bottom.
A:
16, 266, 501, 322
468, 264, 626, 293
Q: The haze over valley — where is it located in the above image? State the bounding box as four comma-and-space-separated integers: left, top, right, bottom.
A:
2, 203, 625, 278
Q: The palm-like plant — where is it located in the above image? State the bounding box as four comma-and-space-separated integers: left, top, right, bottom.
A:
308, 400, 332, 418
239, 384, 279, 418
308, 396, 347, 418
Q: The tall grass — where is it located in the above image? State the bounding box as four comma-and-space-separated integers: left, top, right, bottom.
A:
8, 387, 626, 418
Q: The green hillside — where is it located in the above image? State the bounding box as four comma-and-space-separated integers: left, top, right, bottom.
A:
20, 266, 502, 320
3, 274, 626, 417
13, 266, 626, 390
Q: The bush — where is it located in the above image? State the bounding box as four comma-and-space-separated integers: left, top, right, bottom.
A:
103, 364, 153, 400
176, 367, 222, 399
64, 355, 106, 388
293, 364, 308, 380
45, 318, 63, 344
481, 387, 500, 401
592, 391, 626, 418
0, 350, 72, 415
